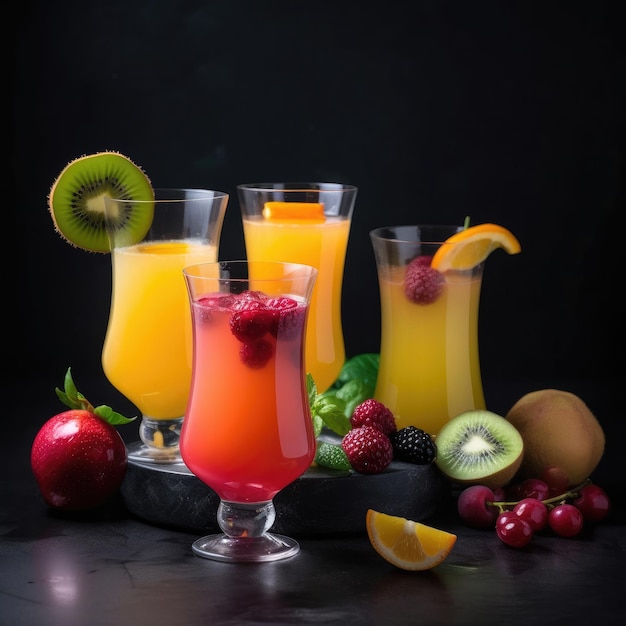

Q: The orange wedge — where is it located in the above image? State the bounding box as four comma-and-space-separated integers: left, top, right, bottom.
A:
430, 223, 521, 272
366, 509, 457, 571
262, 201, 326, 222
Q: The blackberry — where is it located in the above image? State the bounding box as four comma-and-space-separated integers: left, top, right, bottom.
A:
391, 426, 436, 464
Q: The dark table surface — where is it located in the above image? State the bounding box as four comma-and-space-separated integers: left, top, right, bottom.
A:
2, 374, 625, 626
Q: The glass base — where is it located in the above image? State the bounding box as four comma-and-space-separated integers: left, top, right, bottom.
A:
126, 440, 187, 466
127, 416, 185, 465
191, 532, 300, 563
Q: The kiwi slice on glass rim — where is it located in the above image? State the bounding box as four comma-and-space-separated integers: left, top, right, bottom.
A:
434, 409, 524, 490
48, 151, 155, 253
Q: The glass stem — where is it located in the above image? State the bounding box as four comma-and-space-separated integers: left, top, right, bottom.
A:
139, 417, 183, 450
217, 501, 275, 538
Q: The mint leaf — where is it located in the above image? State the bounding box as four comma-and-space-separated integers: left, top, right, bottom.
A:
308, 354, 380, 438
311, 413, 324, 438
332, 353, 379, 396
334, 379, 372, 418
306, 373, 317, 408
312, 395, 351, 436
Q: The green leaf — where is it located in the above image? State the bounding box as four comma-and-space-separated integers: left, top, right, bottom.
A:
54, 367, 136, 426
333, 353, 379, 395
55, 367, 93, 412
64, 367, 79, 400
94, 405, 137, 425
312, 396, 351, 436
334, 379, 372, 418
306, 373, 317, 408
307, 354, 380, 441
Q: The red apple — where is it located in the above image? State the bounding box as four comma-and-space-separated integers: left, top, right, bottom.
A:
31, 368, 135, 511
31, 409, 127, 511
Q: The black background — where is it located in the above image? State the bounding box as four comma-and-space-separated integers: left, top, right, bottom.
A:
8, 1, 625, 409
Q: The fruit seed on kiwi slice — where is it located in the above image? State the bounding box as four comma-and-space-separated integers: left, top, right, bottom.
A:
48, 151, 155, 253
434, 409, 524, 489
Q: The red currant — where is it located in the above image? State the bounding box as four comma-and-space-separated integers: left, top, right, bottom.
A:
541, 465, 570, 496
548, 503, 584, 537
491, 486, 507, 502
573, 484, 611, 523
457, 485, 499, 529
516, 478, 550, 501
495, 512, 533, 548
513, 498, 549, 532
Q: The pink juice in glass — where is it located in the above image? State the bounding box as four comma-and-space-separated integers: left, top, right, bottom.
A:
180, 290, 316, 503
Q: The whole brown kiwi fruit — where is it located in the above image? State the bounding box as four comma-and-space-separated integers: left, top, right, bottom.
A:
505, 389, 605, 486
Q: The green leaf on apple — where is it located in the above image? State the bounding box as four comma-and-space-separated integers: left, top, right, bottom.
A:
55, 367, 136, 425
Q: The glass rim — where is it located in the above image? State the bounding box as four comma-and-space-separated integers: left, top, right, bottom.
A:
106, 188, 229, 203
370, 224, 463, 244
182, 260, 319, 280
236, 182, 357, 193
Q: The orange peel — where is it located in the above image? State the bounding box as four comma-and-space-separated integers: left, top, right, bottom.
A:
366, 509, 457, 571
262, 201, 325, 222
431, 223, 521, 271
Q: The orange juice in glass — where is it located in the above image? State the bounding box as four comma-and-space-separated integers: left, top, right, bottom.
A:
181, 260, 318, 562
237, 183, 357, 393
102, 189, 228, 464
370, 224, 520, 435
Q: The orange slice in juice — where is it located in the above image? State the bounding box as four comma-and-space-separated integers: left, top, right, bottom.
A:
430, 223, 521, 271
366, 509, 457, 571
262, 202, 326, 223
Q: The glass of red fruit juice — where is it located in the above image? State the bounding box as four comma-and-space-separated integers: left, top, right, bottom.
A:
180, 260, 318, 563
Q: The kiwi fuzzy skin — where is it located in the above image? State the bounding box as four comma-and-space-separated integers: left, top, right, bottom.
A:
434, 410, 524, 490
48, 151, 154, 253
505, 389, 605, 487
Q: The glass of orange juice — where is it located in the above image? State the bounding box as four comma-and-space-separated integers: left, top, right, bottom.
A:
370, 225, 486, 436
102, 189, 228, 465
180, 260, 318, 562
237, 183, 357, 393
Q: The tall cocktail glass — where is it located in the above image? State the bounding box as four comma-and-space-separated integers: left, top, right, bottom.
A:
370, 225, 486, 436
102, 188, 228, 465
237, 183, 357, 393
181, 261, 318, 562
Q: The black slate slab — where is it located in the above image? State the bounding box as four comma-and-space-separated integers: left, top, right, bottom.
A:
121, 456, 448, 536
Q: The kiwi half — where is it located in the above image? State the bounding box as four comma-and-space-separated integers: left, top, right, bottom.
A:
434, 410, 524, 489
48, 151, 155, 253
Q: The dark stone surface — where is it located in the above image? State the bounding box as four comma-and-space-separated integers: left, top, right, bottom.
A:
4, 374, 626, 625
121, 457, 448, 536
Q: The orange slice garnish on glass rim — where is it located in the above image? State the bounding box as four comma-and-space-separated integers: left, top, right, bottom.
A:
430, 223, 521, 271
262, 201, 326, 222
366, 509, 457, 571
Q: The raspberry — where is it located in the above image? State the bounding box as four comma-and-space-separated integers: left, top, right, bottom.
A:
195, 294, 234, 323
239, 338, 274, 368
404, 258, 445, 304
390, 426, 436, 464
266, 297, 298, 311
230, 308, 274, 342
341, 426, 393, 474
350, 399, 396, 435
266, 297, 305, 340
232, 290, 265, 310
